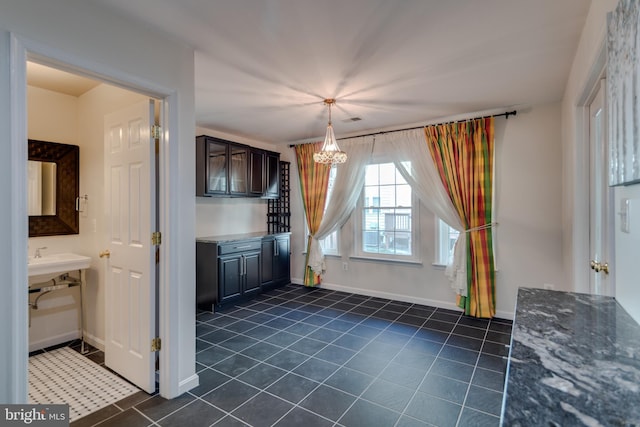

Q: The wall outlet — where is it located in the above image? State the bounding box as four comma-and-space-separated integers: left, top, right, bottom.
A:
543, 283, 555, 290
342, 262, 348, 271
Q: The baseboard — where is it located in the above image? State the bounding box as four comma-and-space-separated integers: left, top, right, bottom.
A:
82, 331, 105, 352
29, 330, 81, 353
178, 373, 200, 396
290, 277, 514, 320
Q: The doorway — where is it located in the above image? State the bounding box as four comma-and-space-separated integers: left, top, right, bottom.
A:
26, 60, 161, 395
588, 79, 615, 296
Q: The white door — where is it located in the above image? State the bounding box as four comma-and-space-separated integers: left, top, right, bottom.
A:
589, 80, 614, 296
104, 100, 157, 393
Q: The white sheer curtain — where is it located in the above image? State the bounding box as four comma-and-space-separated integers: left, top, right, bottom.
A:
307, 136, 374, 274
377, 129, 467, 297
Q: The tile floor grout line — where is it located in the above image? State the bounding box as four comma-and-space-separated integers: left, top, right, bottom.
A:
193, 284, 508, 427
393, 311, 470, 427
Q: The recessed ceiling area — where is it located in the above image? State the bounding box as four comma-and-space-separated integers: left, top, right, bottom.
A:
27, 62, 100, 97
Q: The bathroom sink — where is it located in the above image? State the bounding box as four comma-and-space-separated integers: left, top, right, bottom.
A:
28, 253, 91, 282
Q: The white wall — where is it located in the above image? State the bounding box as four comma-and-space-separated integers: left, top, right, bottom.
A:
615, 184, 640, 323
0, 0, 196, 402
561, 0, 640, 325
289, 103, 564, 319
27, 85, 83, 351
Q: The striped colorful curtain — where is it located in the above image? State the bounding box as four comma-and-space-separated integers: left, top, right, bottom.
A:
425, 118, 496, 318
294, 143, 332, 286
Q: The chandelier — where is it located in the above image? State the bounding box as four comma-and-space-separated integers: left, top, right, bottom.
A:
313, 99, 347, 164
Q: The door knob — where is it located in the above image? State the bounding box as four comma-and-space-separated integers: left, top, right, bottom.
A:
590, 260, 609, 274
99, 249, 111, 258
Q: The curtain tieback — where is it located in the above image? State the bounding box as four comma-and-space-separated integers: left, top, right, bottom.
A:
465, 222, 498, 233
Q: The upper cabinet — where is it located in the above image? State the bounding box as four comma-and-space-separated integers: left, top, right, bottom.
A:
196, 135, 280, 198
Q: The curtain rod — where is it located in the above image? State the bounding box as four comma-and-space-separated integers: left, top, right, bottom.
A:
289, 110, 517, 147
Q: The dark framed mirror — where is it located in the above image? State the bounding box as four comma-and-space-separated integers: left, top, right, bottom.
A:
28, 139, 79, 237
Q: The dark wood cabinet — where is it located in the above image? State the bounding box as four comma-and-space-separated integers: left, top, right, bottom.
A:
196, 233, 290, 311
196, 135, 279, 198
264, 153, 280, 199
196, 136, 228, 196
218, 249, 261, 304
196, 237, 262, 311
261, 233, 291, 291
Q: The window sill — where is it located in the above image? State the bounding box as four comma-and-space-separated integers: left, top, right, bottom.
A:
349, 255, 423, 266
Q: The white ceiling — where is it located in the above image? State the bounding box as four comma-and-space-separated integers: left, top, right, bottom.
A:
50, 0, 592, 145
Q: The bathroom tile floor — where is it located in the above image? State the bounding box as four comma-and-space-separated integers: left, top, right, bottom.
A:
58, 284, 512, 426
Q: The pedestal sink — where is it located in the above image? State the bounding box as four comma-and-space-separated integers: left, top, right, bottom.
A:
28, 253, 92, 283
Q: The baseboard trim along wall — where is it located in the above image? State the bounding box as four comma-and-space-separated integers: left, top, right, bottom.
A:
29, 330, 81, 353
290, 278, 514, 321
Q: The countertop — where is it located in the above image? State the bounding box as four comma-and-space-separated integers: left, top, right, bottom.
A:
501, 288, 640, 426
196, 231, 290, 243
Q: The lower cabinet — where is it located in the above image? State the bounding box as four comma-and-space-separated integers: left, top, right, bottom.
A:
261, 233, 291, 291
218, 250, 261, 305
196, 233, 290, 311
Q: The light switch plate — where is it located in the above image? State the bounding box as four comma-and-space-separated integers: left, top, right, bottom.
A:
620, 198, 630, 233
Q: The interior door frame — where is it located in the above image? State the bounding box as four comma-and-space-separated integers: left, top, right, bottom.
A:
572, 38, 609, 295
587, 79, 615, 296
8, 32, 180, 399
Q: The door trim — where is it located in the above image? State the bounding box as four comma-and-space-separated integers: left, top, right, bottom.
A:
9, 31, 185, 399
572, 37, 607, 294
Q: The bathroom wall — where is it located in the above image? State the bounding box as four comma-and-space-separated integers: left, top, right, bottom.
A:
27, 85, 83, 351
27, 83, 147, 351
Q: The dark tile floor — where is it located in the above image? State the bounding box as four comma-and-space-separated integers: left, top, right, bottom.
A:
69, 284, 512, 426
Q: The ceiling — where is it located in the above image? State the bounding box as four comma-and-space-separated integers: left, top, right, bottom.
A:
38, 0, 592, 145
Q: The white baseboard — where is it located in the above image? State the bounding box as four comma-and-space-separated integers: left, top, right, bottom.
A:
29, 330, 81, 353
290, 277, 514, 320
82, 331, 105, 352
178, 373, 200, 396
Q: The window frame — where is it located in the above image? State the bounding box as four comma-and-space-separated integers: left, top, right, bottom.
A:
434, 218, 460, 266
303, 165, 340, 256
353, 160, 420, 263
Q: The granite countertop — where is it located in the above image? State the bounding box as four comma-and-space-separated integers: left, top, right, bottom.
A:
501, 288, 640, 426
196, 231, 290, 243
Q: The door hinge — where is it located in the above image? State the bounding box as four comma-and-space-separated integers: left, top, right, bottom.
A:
151, 125, 162, 140
151, 337, 161, 352
152, 231, 162, 245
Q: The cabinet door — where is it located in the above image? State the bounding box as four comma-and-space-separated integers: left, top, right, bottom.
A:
264, 153, 280, 199
229, 145, 248, 195
273, 236, 291, 285
248, 149, 265, 196
261, 238, 274, 284
243, 251, 262, 295
207, 139, 228, 194
219, 255, 242, 303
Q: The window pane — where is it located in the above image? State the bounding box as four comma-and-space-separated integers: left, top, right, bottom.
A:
364, 186, 380, 207
378, 163, 396, 185
365, 164, 379, 185
361, 162, 413, 256
396, 184, 412, 207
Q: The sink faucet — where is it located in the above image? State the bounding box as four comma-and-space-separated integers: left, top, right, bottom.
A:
34, 247, 47, 258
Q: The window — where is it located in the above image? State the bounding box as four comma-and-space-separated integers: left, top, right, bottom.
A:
357, 162, 417, 259
436, 219, 460, 265
304, 165, 339, 255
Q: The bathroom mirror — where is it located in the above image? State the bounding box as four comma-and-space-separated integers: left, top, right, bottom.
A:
28, 139, 79, 236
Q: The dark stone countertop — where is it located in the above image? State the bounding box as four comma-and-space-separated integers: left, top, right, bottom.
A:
501, 288, 640, 426
196, 231, 290, 243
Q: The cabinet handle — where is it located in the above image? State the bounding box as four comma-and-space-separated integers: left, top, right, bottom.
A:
236, 245, 252, 250
241, 255, 246, 276
274, 240, 278, 256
